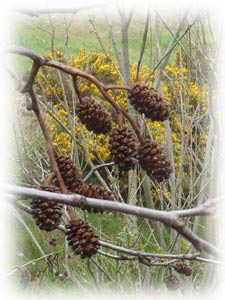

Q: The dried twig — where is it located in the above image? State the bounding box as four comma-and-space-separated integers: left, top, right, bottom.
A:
84, 162, 115, 181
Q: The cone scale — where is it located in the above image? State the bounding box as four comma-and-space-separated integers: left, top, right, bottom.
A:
109, 127, 137, 171
76, 96, 112, 134
56, 155, 84, 192
66, 219, 100, 259
74, 183, 113, 213
31, 186, 63, 231
137, 140, 172, 182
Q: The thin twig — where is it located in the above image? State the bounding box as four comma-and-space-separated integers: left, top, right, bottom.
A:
135, 11, 150, 82
84, 162, 115, 181
89, 16, 107, 54
5, 253, 54, 277
147, 13, 188, 85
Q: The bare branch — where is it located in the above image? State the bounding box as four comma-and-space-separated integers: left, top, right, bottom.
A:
3, 184, 224, 258
147, 13, 188, 86
135, 11, 150, 82
105, 14, 125, 78
5, 253, 54, 277
10, 200, 225, 265
156, 12, 209, 83
89, 16, 107, 54
84, 162, 115, 181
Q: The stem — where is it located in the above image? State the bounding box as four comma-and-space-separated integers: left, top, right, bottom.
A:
43, 172, 56, 187
117, 113, 124, 128
73, 76, 83, 103
18, 58, 77, 221
103, 84, 131, 91
35, 105, 77, 221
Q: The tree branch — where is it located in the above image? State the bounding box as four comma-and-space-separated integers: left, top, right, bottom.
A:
84, 162, 115, 181
8, 199, 225, 266
7, 47, 145, 144
2, 184, 224, 258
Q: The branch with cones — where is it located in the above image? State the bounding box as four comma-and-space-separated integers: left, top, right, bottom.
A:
5, 47, 223, 271
4, 193, 225, 266
3, 184, 224, 259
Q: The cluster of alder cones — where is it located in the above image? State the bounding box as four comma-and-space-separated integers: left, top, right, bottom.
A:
165, 263, 192, 290
31, 83, 173, 260
76, 83, 172, 181
31, 153, 113, 258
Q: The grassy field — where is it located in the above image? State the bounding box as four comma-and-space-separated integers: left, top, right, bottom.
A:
11, 12, 176, 73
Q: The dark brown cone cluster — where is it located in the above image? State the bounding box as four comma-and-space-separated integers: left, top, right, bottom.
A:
66, 219, 100, 259
109, 127, 137, 171
31, 186, 63, 231
174, 262, 192, 276
128, 83, 170, 121
56, 155, 84, 192
74, 184, 113, 213
165, 274, 180, 290
75, 97, 112, 134
137, 140, 172, 182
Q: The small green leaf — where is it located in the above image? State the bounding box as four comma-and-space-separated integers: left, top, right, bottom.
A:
181, 238, 190, 254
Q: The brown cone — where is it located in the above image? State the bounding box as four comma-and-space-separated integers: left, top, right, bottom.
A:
137, 140, 172, 182
76, 97, 112, 134
109, 127, 137, 171
74, 183, 113, 213
165, 274, 180, 290
31, 186, 63, 231
56, 155, 84, 192
66, 219, 100, 259
174, 262, 192, 276
128, 83, 170, 121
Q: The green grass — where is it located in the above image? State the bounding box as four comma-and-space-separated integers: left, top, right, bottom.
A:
11, 13, 175, 73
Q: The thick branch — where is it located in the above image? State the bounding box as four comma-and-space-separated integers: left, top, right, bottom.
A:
2, 184, 224, 258
8, 200, 225, 266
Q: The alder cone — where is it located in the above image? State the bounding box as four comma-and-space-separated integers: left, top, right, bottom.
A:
174, 262, 192, 276
128, 83, 170, 121
56, 155, 84, 192
31, 186, 63, 231
74, 183, 113, 213
137, 140, 172, 182
165, 274, 180, 290
75, 97, 112, 134
66, 219, 100, 259
109, 127, 137, 171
